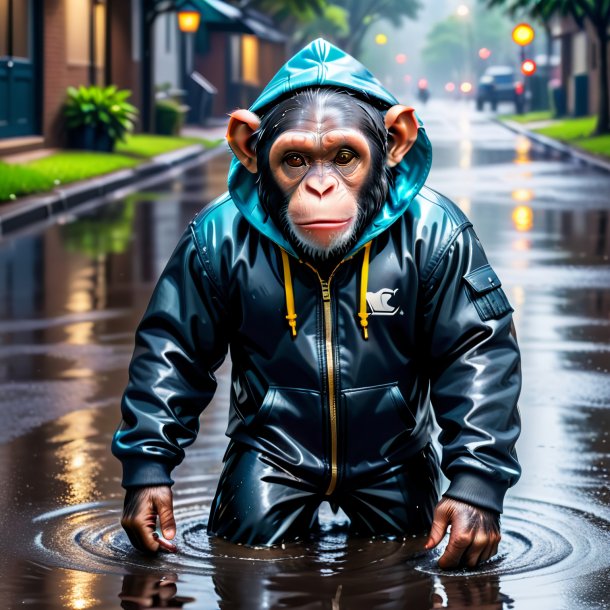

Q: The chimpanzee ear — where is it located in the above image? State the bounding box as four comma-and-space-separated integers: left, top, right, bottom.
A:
226, 109, 261, 173
384, 105, 419, 168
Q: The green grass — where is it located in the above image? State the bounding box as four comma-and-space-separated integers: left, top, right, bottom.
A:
0, 134, 224, 202
116, 134, 224, 158
27, 152, 140, 183
531, 116, 610, 160
499, 113, 610, 160
500, 111, 553, 124
533, 116, 597, 141
569, 136, 610, 157
0, 162, 55, 202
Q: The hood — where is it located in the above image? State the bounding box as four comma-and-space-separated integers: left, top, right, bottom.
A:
227, 38, 433, 258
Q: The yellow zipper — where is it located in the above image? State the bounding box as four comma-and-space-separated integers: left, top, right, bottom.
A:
305, 261, 343, 496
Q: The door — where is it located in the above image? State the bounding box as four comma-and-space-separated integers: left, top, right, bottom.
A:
0, 0, 38, 138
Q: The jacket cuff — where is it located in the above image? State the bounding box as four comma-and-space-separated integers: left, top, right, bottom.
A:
120, 458, 175, 489
443, 472, 507, 513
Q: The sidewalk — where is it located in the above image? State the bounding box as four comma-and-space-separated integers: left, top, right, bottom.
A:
0, 123, 228, 238
496, 118, 610, 174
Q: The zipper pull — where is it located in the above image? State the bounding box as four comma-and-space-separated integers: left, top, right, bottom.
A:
320, 280, 331, 302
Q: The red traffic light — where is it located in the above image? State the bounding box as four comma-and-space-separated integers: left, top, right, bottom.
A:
521, 59, 536, 76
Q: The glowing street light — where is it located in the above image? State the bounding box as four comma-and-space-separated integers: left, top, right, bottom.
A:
375, 33, 388, 45
521, 59, 537, 76
395, 53, 407, 64
478, 47, 491, 60
460, 81, 473, 94
456, 4, 470, 17
445, 82, 456, 93
512, 23, 534, 46
177, 2, 201, 33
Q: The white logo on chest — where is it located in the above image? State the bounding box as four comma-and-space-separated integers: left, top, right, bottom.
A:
366, 288, 400, 316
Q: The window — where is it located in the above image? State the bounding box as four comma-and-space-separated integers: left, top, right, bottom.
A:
0, 0, 31, 59
66, 0, 90, 65
241, 35, 259, 85
66, 0, 105, 68
0, 0, 7, 57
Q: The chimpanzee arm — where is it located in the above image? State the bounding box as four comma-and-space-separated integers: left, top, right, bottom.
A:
112, 227, 229, 490
422, 225, 521, 514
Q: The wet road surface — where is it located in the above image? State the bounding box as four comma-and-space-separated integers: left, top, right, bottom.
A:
1, 100, 610, 609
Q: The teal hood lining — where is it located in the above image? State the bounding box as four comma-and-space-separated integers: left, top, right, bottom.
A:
227, 38, 433, 258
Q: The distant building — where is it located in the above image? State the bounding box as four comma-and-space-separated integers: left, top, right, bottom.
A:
0, 0, 287, 157
0, 0, 140, 155
552, 15, 610, 117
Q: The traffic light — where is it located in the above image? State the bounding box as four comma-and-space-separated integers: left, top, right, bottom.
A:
521, 59, 537, 76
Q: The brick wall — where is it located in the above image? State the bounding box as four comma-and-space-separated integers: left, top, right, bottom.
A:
41, 0, 140, 147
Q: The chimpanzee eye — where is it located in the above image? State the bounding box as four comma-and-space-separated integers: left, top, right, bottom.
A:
284, 153, 306, 168
335, 149, 356, 166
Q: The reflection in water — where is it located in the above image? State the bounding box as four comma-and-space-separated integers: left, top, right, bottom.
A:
459, 139, 472, 169
120, 574, 195, 609
512, 205, 534, 232
511, 189, 534, 204
61, 570, 99, 610
513, 135, 531, 165
61, 200, 135, 259
118, 567, 509, 610
53, 409, 102, 505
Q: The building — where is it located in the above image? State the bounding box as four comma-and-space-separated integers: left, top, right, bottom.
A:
552, 15, 610, 117
0, 0, 287, 157
1, 0, 141, 155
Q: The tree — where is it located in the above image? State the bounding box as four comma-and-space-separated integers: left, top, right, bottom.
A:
422, 9, 515, 90
236, 0, 421, 58
329, 0, 422, 58
484, 0, 610, 135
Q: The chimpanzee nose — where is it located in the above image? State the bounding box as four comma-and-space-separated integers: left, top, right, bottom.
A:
304, 172, 337, 198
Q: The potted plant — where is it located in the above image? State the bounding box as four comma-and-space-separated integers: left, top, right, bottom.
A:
64, 85, 139, 152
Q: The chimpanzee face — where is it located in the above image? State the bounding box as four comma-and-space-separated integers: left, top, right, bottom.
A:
265, 100, 377, 258
226, 89, 419, 265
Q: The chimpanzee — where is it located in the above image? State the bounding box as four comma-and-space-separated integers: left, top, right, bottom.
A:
113, 39, 521, 570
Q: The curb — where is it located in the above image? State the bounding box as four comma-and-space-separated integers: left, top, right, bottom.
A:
495, 118, 610, 174
0, 143, 225, 237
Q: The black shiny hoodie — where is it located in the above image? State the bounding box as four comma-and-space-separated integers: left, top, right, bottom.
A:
112, 39, 521, 514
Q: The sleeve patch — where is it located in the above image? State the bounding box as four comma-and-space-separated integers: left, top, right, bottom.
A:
463, 264, 514, 321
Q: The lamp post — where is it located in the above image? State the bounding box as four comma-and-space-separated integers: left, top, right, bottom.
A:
177, 2, 201, 78
141, 0, 202, 132
511, 22, 535, 113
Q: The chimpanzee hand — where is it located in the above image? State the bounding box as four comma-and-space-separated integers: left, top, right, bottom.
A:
121, 486, 177, 554
424, 497, 500, 569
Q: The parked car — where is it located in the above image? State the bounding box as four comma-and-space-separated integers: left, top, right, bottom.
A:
476, 66, 524, 113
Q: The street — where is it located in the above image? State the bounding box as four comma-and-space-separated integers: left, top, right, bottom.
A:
1, 99, 610, 609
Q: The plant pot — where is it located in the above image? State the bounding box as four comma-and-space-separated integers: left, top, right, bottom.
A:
68, 126, 115, 152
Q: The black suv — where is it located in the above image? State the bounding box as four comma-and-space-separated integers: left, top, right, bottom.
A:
476, 66, 524, 113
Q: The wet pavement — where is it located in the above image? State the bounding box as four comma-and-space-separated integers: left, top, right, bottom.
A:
1, 99, 610, 609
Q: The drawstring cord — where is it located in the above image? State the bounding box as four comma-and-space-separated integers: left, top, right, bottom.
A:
281, 249, 298, 337
280, 241, 372, 340
358, 242, 371, 340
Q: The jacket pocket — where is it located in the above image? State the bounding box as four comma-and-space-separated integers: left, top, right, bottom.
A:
251, 386, 325, 473
463, 264, 513, 321
341, 382, 416, 469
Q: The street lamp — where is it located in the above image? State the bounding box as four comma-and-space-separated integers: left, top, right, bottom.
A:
177, 6, 201, 33
141, 0, 203, 132
375, 33, 388, 45
512, 23, 535, 47
176, 2, 202, 83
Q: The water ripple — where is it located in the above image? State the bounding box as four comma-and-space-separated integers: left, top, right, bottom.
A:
30, 495, 610, 585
